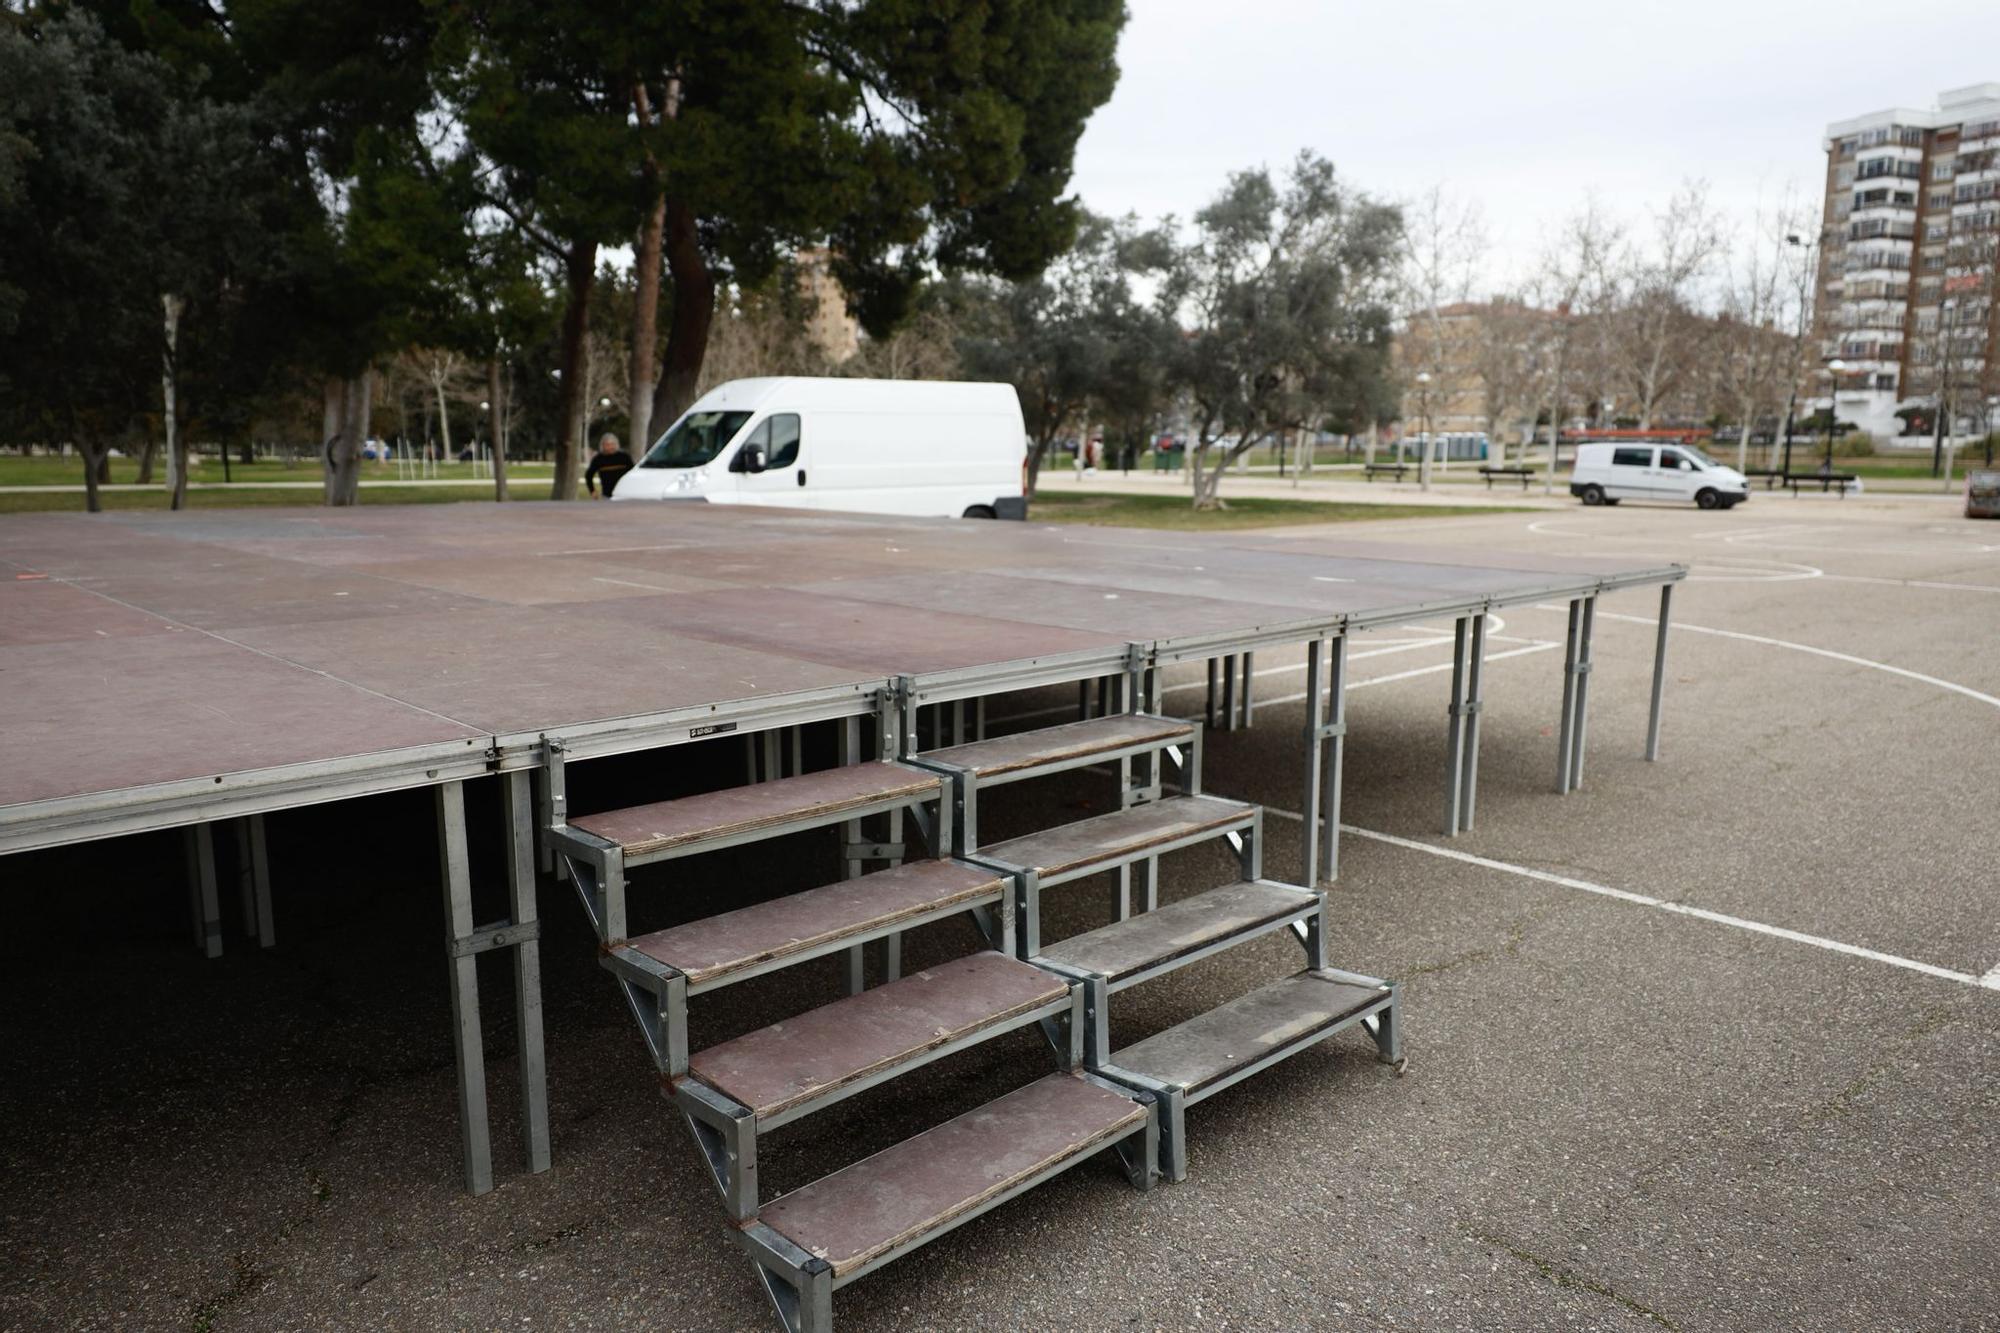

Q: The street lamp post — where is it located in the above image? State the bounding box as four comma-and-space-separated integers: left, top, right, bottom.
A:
1822, 357, 1847, 473
1415, 370, 1434, 491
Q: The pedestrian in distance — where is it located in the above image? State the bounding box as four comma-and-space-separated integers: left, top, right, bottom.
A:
586, 433, 635, 499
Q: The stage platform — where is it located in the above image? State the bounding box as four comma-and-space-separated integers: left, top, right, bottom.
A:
0, 503, 1677, 852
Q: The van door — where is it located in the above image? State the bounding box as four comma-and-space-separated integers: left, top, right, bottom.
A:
1607, 446, 1655, 499
731, 413, 806, 507
1650, 448, 1701, 502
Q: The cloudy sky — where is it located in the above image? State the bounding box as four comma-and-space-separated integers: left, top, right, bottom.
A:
1067, 0, 2000, 285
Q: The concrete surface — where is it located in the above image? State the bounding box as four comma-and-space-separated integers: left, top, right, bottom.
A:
2, 497, 1996, 1331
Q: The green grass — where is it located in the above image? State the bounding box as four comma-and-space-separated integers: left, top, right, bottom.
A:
0, 454, 552, 487
0, 484, 554, 513
1028, 489, 1521, 530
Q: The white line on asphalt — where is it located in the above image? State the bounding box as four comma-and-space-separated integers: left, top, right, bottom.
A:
592, 576, 686, 593
1530, 604, 2000, 712
1819, 572, 2000, 595
1256, 812, 1997, 992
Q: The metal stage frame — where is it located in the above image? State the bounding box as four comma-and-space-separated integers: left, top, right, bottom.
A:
0, 504, 1681, 1193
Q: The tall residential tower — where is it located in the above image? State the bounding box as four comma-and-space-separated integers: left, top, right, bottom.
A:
1819, 83, 2000, 442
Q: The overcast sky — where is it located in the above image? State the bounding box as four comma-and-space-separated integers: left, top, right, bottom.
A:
1067, 0, 2000, 286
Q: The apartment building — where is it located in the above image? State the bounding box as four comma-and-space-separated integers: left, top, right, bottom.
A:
1819, 83, 2000, 442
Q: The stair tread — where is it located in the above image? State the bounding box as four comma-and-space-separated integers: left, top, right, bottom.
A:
1037, 880, 1315, 982
980, 795, 1255, 879
759, 1071, 1145, 1279
1111, 969, 1386, 1096
688, 952, 1067, 1121
921, 713, 1192, 779
570, 762, 940, 857
626, 860, 1004, 988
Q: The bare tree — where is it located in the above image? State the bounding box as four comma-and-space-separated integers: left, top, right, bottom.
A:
1716, 194, 1809, 470
1528, 202, 1625, 493
1399, 186, 1488, 488
1470, 297, 1545, 463
1607, 181, 1725, 428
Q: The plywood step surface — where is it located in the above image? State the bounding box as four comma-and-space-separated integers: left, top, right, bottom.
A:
920, 713, 1192, 780
978, 795, 1254, 880
1036, 880, 1316, 984
626, 859, 1004, 990
570, 762, 941, 859
687, 952, 1067, 1122
1110, 969, 1388, 1099
758, 1071, 1146, 1279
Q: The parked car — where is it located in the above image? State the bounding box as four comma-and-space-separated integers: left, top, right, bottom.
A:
1570, 441, 1750, 510
612, 377, 1028, 519
1967, 469, 2000, 519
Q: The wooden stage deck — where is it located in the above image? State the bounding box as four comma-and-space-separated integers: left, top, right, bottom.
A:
0, 502, 1677, 851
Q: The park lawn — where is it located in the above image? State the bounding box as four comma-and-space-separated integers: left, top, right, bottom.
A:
0, 454, 553, 487
0, 485, 558, 514
1027, 489, 1519, 530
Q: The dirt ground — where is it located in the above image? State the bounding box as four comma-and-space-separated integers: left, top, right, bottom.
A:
3, 490, 1996, 1331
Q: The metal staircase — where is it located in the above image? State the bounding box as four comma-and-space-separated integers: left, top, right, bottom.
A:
541, 674, 1401, 1332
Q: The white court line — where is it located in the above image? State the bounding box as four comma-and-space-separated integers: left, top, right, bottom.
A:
1320, 820, 2000, 992
1531, 605, 2000, 713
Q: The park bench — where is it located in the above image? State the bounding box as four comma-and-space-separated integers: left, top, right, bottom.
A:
1782, 471, 1858, 497
1744, 468, 1786, 489
1478, 465, 1534, 490
1363, 462, 1409, 482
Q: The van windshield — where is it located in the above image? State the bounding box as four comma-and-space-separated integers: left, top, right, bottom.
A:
641, 411, 753, 469
1677, 445, 1719, 470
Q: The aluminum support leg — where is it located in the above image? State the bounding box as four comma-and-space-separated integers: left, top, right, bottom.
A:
1238, 652, 1255, 729
1206, 658, 1219, 726
1301, 637, 1328, 887
1569, 597, 1597, 790
1460, 614, 1486, 833
1444, 617, 1469, 836
1645, 582, 1673, 762
186, 824, 221, 959
436, 780, 493, 1195
1323, 637, 1347, 883
501, 771, 552, 1175
232, 815, 276, 948
1220, 655, 1236, 732
1555, 599, 1581, 794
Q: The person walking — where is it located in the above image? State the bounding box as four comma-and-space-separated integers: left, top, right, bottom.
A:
585, 433, 635, 499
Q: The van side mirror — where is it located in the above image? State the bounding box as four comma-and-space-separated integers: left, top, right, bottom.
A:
734, 443, 767, 474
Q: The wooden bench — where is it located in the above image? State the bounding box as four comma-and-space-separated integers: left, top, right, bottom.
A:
1744, 468, 1786, 490
1478, 465, 1534, 490
1782, 471, 1858, 496
1363, 463, 1409, 482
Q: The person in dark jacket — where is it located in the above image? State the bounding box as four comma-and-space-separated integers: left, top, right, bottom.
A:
585, 433, 635, 498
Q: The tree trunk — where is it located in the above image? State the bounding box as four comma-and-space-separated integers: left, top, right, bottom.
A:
1024, 437, 1052, 497
488, 357, 509, 502
1736, 414, 1752, 473
161, 293, 183, 504
136, 432, 158, 485
551, 239, 598, 500
433, 370, 453, 462
323, 371, 371, 505
629, 192, 665, 452
79, 438, 108, 513
651, 197, 715, 432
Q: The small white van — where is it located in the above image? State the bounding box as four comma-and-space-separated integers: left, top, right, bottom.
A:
612, 377, 1028, 519
1570, 441, 1750, 510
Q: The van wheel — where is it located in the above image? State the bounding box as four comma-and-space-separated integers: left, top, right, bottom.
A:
1579, 484, 1605, 506
1603, 498, 1620, 505
962, 504, 997, 520
1696, 488, 1720, 510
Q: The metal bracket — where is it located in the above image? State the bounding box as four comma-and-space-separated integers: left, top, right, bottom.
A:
1566, 662, 1593, 677
1310, 720, 1348, 741
447, 918, 543, 958
483, 743, 503, 773
843, 841, 906, 862
1445, 701, 1483, 718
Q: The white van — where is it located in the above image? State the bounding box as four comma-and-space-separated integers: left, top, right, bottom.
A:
1570, 441, 1750, 510
612, 377, 1028, 519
